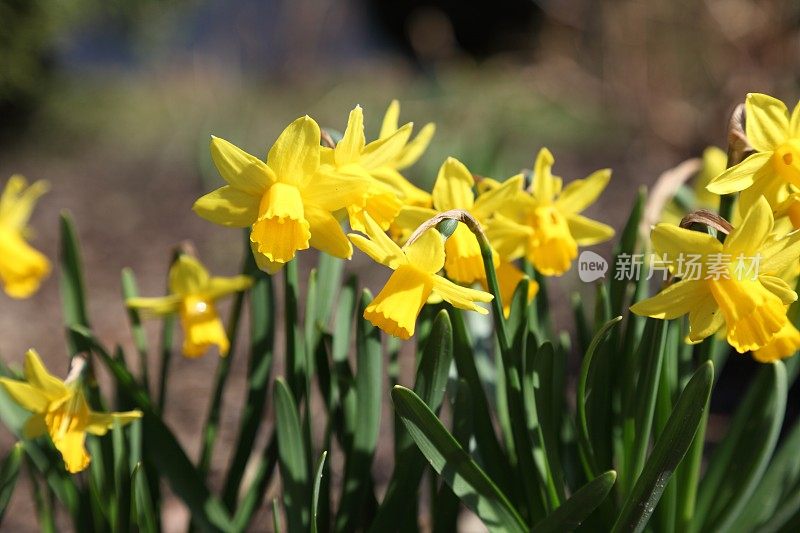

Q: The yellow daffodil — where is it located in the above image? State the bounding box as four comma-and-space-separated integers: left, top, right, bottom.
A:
707, 93, 800, 214
194, 116, 363, 273
494, 260, 539, 318
486, 148, 614, 276
370, 100, 435, 208
753, 318, 800, 362
0, 175, 50, 298
127, 255, 252, 357
349, 215, 493, 339
631, 197, 800, 355
394, 157, 523, 284
0, 350, 141, 473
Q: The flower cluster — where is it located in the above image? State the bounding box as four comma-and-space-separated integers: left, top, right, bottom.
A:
193, 102, 615, 336
634, 93, 800, 362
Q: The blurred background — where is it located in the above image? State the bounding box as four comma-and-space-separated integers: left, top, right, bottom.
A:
1, 0, 799, 530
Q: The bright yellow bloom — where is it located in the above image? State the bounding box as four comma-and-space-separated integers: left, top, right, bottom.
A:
707, 93, 800, 214
486, 148, 614, 276
371, 100, 435, 208
127, 255, 252, 357
752, 317, 800, 362
194, 116, 363, 273
0, 350, 141, 473
349, 215, 493, 339
493, 261, 539, 318
394, 157, 523, 284
0, 175, 50, 298
631, 197, 800, 355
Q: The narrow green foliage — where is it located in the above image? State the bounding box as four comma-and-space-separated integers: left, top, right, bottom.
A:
0, 444, 23, 524
121, 268, 150, 390
612, 361, 714, 533
533, 470, 617, 533
311, 451, 327, 533
274, 378, 309, 533
392, 386, 527, 533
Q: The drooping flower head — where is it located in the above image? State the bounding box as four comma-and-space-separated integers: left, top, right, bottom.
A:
486, 148, 614, 276
394, 157, 524, 284
0, 175, 51, 298
0, 350, 141, 473
349, 215, 493, 339
631, 197, 800, 359
194, 116, 363, 273
707, 93, 800, 217
127, 255, 252, 357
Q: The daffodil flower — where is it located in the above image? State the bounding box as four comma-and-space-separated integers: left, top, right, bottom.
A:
631, 197, 800, 355
127, 255, 252, 357
349, 215, 493, 339
194, 116, 363, 273
370, 100, 436, 208
707, 93, 800, 214
320, 105, 421, 233
0, 175, 50, 298
394, 157, 523, 284
0, 350, 142, 473
753, 318, 800, 362
486, 148, 614, 276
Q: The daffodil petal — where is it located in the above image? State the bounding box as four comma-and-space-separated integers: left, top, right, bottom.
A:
746, 93, 789, 152
360, 123, 413, 169
396, 123, 436, 169
485, 213, 531, 261
300, 170, 369, 212
371, 168, 432, 207
335, 106, 366, 166
566, 214, 615, 245
555, 169, 611, 214
267, 116, 321, 186
193, 185, 260, 227
790, 100, 800, 139
630, 279, 707, 319
380, 100, 400, 138
24, 350, 67, 400
430, 275, 493, 314
760, 230, 800, 276
404, 228, 445, 274
753, 320, 800, 362
472, 175, 524, 220
250, 241, 284, 274
306, 205, 353, 260
85, 410, 143, 436
0, 232, 51, 299
724, 196, 773, 258
126, 295, 182, 316
443, 223, 492, 284
686, 295, 724, 343
760, 275, 797, 305
205, 275, 254, 300
706, 152, 772, 195
737, 163, 782, 214
0, 378, 50, 413
210, 136, 274, 195
531, 148, 557, 202
348, 215, 405, 269
651, 223, 722, 260
431, 157, 474, 211
393, 206, 437, 237
0, 175, 49, 232
169, 255, 211, 296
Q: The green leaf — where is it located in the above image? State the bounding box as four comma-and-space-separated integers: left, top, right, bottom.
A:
0, 443, 23, 525
121, 268, 150, 390
628, 319, 667, 488
449, 309, 514, 500
335, 289, 382, 531
370, 310, 453, 531
577, 316, 622, 478
694, 361, 787, 532
59, 212, 91, 354
274, 378, 309, 532
131, 463, 158, 533
315, 253, 344, 335
391, 386, 527, 532
272, 498, 283, 533
609, 187, 645, 316
222, 268, 275, 511
78, 325, 233, 532
612, 361, 714, 533
111, 421, 131, 533
311, 451, 327, 533
533, 470, 617, 533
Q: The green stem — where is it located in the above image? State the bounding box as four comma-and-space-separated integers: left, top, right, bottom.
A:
284, 259, 304, 397
156, 315, 175, 413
